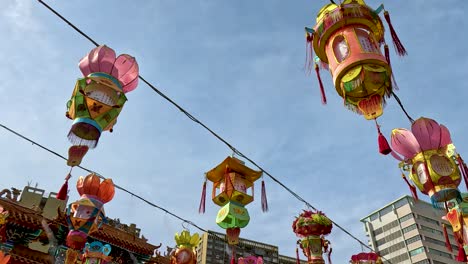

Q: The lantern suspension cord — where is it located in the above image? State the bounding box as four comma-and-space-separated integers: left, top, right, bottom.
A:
35, 1, 391, 261
391, 91, 414, 123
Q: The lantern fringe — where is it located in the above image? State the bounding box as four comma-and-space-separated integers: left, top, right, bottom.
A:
305, 33, 314, 74
67, 131, 98, 149
457, 243, 467, 262
296, 247, 300, 264
327, 247, 332, 264
457, 155, 468, 191
261, 179, 269, 213
401, 174, 418, 201
315, 63, 327, 105
198, 180, 207, 214
383, 11, 407, 56
384, 44, 399, 91
442, 224, 453, 252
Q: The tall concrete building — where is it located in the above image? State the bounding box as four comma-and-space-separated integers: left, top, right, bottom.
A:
361, 195, 460, 264
196, 230, 307, 264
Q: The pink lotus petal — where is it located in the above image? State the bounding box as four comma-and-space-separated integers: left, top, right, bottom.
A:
122, 76, 139, 93
97, 45, 116, 74
111, 55, 139, 87
440, 124, 453, 147
411, 117, 441, 151
391, 128, 421, 159
79, 45, 116, 76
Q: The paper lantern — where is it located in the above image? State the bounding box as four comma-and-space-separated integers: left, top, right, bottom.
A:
391, 117, 466, 207
305, 0, 407, 155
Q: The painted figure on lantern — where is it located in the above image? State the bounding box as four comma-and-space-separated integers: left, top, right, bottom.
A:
0, 207, 10, 263
305, 0, 406, 155
82, 241, 112, 264
170, 230, 200, 264
66, 173, 115, 255
349, 252, 382, 264
292, 210, 333, 264
65, 45, 139, 167
390, 117, 466, 208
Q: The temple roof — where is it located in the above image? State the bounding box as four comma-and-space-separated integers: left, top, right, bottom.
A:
0, 198, 159, 256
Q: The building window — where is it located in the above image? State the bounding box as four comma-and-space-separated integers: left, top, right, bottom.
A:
429, 248, 453, 259
380, 206, 393, 217
402, 224, 417, 233
417, 214, 439, 225
332, 35, 349, 63
413, 260, 430, 264
420, 225, 443, 236
399, 213, 413, 223
394, 198, 408, 209
405, 235, 421, 245
409, 247, 425, 256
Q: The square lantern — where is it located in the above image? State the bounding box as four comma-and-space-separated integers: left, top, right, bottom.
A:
206, 157, 262, 207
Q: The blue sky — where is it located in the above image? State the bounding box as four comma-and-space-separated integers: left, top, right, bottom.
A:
1, 0, 467, 262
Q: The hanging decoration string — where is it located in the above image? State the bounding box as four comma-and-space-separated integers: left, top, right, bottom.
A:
391, 91, 414, 123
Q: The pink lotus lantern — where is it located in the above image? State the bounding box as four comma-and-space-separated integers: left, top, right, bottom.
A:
349, 252, 382, 264
66, 45, 139, 150
391, 117, 468, 207
238, 256, 263, 264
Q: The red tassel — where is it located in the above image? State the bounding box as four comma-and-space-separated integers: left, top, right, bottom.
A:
457, 155, 468, 191
315, 63, 326, 105
296, 248, 300, 264
457, 243, 467, 262
327, 247, 332, 264
57, 173, 71, 200
231, 246, 236, 264
305, 33, 314, 74
402, 174, 419, 201
384, 11, 407, 56
442, 224, 453, 252
198, 180, 207, 214
261, 180, 268, 212
375, 120, 391, 155
384, 44, 399, 91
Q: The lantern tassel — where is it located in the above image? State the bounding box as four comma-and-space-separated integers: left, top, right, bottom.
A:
231, 246, 236, 264
383, 11, 407, 56
384, 44, 399, 91
457, 155, 468, 191
327, 247, 332, 264
401, 174, 418, 201
261, 179, 269, 212
315, 63, 327, 105
296, 247, 300, 264
442, 224, 453, 252
375, 120, 391, 155
57, 172, 72, 201
198, 180, 207, 214
305, 33, 314, 74
457, 243, 467, 262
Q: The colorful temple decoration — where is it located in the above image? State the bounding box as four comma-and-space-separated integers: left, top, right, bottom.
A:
82, 241, 112, 264
390, 117, 466, 208
292, 210, 333, 264
199, 156, 267, 247
349, 252, 382, 263
238, 256, 263, 264
65, 174, 115, 255
305, 0, 407, 155
170, 230, 200, 264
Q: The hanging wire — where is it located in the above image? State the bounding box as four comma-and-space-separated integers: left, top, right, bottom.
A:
391, 91, 414, 123
31, 1, 391, 261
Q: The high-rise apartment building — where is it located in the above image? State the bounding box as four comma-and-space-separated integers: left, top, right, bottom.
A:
361, 195, 459, 264
196, 231, 307, 264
